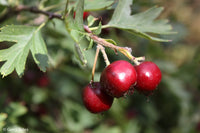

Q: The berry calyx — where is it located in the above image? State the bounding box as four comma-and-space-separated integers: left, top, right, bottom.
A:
100, 60, 137, 98
82, 82, 114, 113
134, 61, 162, 93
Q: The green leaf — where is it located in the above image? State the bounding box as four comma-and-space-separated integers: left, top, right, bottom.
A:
74, 42, 87, 66
30, 86, 49, 104
104, 39, 118, 46
74, 0, 84, 31
124, 120, 141, 133
93, 21, 102, 35
0, 25, 48, 77
65, 0, 85, 42
106, 0, 175, 42
85, 39, 94, 50
94, 125, 121, 133
84, 0, 115, 11
0, 113, 7, 122
0, 113, 7, 130
87, 15, 98, 27
65, 0, 89, 66
62, 100, 100, 132
72, 39, 99, 69
8, 102, 27, 117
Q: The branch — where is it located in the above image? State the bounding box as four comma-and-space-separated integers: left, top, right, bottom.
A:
88, 33, 145, 65
91, 45, 100, 82
0, 5, 63, 23
98, 44, 110, 66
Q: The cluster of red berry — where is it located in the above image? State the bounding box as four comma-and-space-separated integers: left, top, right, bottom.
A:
82, 60, 162, 113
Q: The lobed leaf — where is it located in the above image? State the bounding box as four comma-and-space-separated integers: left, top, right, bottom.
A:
0, 25, 48, 77
84, 0, 115, 11
106, 0, 175, 42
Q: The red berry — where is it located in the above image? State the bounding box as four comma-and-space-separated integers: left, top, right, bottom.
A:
73, 11, 89, 20
135, 61, 162, 93
100, 60, 137, 98
83, 12, 89, 20
37, 74, 49, 87
82, 82, 113, 113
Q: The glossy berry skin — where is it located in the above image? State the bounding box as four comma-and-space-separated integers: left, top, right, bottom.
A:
82, 82, 113, 113
135, 61, 162, 92
83, 12, 89, 20
100, 60, 137, 98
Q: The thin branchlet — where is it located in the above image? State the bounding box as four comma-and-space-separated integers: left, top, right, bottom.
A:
0, 5, 63, 23
88, 33, 141, 65
98, 44, 110, 66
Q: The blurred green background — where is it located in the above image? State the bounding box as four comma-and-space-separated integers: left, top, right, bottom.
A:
0, 0, 200, 133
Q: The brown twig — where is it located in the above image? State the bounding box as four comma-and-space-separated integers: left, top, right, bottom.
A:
0, 5, 63, 23
98, 44, 110, 66
91, 45, 100, 82
89, 33, 143, 65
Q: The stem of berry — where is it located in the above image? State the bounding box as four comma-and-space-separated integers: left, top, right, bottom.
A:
98, 44, 110, 66
91, 45, 100, 83
88, 33, 144, 65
